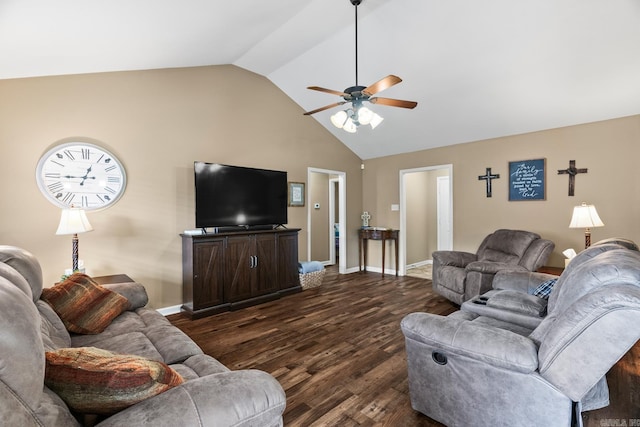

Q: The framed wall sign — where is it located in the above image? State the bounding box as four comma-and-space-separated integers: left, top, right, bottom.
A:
508, 158, 546, 201
288, 182, 305, 207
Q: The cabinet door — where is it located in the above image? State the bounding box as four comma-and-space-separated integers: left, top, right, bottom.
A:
254, 233, 278, 296
225, 235, 253, 302
192, 239, 225, 309
278, 231, 300, 291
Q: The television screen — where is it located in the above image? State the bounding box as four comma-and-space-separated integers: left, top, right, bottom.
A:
194, 162, 288, 229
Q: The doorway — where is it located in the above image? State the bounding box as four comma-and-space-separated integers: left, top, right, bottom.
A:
307, 168, 347, 274
399, 165, 453, 276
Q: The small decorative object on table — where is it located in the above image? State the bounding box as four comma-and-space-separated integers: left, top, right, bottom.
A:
361, 211, 371, 228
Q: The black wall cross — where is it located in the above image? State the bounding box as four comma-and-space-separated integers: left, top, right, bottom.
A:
557, 160, 588, 196
478, 167, 500, 198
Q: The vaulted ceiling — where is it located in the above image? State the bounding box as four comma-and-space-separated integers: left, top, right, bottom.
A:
2, 0, 639, 159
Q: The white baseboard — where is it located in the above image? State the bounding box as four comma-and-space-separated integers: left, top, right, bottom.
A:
157, 305, 181, 316
406, 259, 433, 269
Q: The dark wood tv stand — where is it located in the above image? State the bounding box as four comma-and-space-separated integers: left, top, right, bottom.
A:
181, 228, 301, 319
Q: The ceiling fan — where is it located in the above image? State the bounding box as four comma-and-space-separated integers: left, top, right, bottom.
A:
304, 0, 417, 132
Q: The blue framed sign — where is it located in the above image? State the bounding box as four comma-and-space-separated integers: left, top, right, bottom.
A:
509, 158, 546, 201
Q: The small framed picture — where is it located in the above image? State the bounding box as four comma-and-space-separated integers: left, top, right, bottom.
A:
288, 182, 305, 207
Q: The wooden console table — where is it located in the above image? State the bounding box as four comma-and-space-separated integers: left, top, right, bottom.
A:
359, 228, 399, 276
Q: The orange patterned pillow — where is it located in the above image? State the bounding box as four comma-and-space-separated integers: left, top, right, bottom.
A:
41, 273, 129, 334
45, 347, 184, 415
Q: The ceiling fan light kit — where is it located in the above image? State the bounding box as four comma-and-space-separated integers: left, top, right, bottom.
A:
304, 0, 417, 133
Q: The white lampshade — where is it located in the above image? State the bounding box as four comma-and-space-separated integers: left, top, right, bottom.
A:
357, 107, 374, 125
342, 117, 357, 133
369, 112, 384, 129
330, 110, 348, 129
569, 202, 604, 229
56, 209, 94, 235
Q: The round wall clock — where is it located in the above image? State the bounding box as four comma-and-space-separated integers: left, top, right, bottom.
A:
36, 142, 127, 210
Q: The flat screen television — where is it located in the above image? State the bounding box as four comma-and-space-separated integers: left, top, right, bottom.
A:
194, 161, 288, 229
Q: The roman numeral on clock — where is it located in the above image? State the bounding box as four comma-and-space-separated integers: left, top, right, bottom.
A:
47, 182, 64, 193
61, 193, 75, 204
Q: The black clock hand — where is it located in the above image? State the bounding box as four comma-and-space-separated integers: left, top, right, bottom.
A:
79, 165, 93, 186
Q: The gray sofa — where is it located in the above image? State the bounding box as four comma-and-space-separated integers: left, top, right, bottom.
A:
432, 229, 555, 305
401, 239, 640, 426
0, 245, 286, 426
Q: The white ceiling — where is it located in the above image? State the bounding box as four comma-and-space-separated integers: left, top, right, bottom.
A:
2, 0, 639, 159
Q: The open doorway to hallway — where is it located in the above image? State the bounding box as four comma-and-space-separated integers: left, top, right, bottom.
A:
307, 168, 347, 274
399, 165, 453, 278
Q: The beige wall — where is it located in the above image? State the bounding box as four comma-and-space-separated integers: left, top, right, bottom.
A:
364, 115, 640, 269
0, 65, 363, 309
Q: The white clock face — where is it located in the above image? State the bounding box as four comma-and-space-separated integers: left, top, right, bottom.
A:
36, 142, 127, 210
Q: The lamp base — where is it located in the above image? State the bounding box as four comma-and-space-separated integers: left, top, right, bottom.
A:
64, 267, 86, 276
585, 228, 592, 249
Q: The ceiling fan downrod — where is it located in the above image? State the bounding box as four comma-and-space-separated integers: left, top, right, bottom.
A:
351, 0, 362, 87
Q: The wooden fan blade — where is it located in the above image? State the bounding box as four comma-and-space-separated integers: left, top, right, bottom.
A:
369, 97, 418, 109
303, 102, 346, 115
307, 86, 348, 97
363, 75, 402, 96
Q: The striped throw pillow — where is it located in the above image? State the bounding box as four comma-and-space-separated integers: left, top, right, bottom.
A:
45, 347, 184, 415
41, 273, 129, 334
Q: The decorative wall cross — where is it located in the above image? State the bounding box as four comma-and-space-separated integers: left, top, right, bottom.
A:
557, 160, 588, 196
478, 167, 500, 198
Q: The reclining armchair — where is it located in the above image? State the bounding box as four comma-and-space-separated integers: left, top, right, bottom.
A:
432, 229, 554, 304
401, 240, 640, 426
461, 237, 640, 330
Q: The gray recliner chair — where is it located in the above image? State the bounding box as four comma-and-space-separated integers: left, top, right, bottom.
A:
432, 229, 555, 305
461, 237, 640, 330
401, 241, 640, 427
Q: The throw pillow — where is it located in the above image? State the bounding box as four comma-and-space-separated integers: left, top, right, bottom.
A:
532, 278, 558, 300
45, 347, 184, 415
41, 273, 129, 334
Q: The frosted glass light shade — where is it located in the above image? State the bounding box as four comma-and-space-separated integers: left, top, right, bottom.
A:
357, 107, 373, 125
330, 110, 348, 129
343, 118, 357, 133
370, 112, 384, 129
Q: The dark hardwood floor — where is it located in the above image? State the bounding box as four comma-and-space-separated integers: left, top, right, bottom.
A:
169, 266, 640, 426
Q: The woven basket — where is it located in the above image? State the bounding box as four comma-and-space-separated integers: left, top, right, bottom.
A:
299, 269, 325, 290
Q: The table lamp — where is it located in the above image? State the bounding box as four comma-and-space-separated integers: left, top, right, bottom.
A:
56, 208, 94, 272
569, 202, 604, 249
